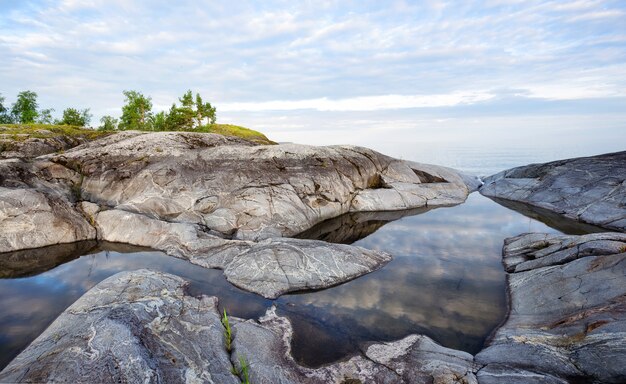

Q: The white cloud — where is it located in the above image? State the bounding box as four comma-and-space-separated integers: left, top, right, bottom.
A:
219, 92, 495, 112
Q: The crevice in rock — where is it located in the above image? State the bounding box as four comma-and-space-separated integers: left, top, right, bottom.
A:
412, 169, 447, 183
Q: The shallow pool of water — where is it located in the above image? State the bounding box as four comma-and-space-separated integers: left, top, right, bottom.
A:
0, 193, 588, 369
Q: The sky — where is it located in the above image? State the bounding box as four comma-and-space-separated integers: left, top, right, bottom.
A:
1, 0, 625, 166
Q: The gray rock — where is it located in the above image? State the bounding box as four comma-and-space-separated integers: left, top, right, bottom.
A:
480, 151, 626, 232
230, 306, 477, 384
0, 270, 478, 384
93, 208, 391, 299
51, 131, 474, 241
0, 158, 96, 252
0, 269, 240, 384
0, 133, 89, 159
475, 232, 626, 383
1, 131, 474, 297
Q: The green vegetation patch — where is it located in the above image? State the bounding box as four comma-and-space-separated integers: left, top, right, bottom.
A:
195, 124, 275, 145
0, 124, 111, 142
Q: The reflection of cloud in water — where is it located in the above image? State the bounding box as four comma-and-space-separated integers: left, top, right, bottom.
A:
276, 193, 565, 366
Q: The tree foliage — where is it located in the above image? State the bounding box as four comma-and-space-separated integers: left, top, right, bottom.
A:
161, 90, 217, 131
119, 90, 153, 130
11, 91, 39, 124
37, 108, 55, 124
59, 108, 92, 126
0, 93, 12, 123
99, 115, 118, 131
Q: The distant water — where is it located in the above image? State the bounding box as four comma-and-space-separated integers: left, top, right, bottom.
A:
368, 143, 619, 177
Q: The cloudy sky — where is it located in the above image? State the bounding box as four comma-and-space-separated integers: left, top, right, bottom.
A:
1, 0, 625, 166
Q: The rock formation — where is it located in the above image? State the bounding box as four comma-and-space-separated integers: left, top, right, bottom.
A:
476, 232, 626, 383
0, 131, 476, 297
480, 151, 626, 232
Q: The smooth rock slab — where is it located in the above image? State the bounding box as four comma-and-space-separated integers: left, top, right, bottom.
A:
94, 207, 391, 299
0, 270, 240, 384
476, 232, 626, 383
480, 151, 626, 232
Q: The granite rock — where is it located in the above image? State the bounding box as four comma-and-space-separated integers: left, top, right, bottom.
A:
476, 232, 626, 383
480, 151, 626, 232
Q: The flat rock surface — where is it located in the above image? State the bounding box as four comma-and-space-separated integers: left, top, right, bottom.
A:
476, 232, 626, 383
92, 207, 391, 298
480, 151, 626, 232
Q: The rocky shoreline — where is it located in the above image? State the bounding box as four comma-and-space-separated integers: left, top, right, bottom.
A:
1, 132, 624, 383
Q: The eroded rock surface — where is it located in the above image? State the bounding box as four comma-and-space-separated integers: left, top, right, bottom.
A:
0, 131, 90, 159
476, 232, 626, 383
0, 269, 478, 384
480, 151, 626, 232
48, 131, 476, 241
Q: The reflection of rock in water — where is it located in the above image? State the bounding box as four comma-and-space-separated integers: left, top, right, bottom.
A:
0, 241, 97, 278
296, 207, 434, 244
487, 197, 607, 235
0, 241, 160, 279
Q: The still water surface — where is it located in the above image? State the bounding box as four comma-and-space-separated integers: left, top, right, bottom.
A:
0, 192, 584, 370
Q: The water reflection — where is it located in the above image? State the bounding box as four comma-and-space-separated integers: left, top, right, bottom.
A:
0, 193, 569, 370
287, 193, 564, 366
485, 196, 608, 235
0, 243, 271, 370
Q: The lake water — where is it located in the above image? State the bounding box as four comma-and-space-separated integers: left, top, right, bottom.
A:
0, 147, 609, 370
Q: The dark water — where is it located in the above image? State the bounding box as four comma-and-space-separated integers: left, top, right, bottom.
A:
1, 193, 593, 370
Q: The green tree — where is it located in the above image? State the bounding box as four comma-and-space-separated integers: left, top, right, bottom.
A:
59, 108, 92, 126
0, 93, 13, 123
99, 115, 118, 131
11, 90, 39, 124
164, 103, 187, 131
119, 90, 153, 130
165, 90, 217, 130
37, 108, 55, 124
195, 93, 216, 125
150, 111, 167, 131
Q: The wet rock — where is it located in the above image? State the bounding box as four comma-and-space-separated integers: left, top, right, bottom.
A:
480, 151, 626, 232
475, 232, 626, 383
0, 270, 240, 384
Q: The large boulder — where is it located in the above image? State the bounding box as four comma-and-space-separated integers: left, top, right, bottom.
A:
49, 131, 476, 240
476, 232, 626, 383
91, 206, 391, 298
480, 151, 626, 232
